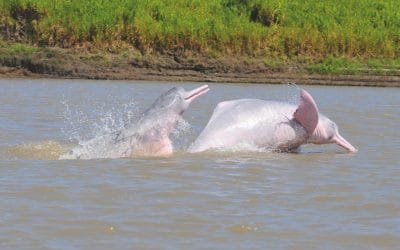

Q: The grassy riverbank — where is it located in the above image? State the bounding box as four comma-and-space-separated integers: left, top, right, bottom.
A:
1, 0, 400, 84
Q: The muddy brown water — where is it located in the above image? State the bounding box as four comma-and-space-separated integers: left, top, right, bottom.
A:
0, 78, 399, 249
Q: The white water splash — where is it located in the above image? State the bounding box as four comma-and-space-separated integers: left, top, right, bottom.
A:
59, 97, 192, 160
170, 117, 193, 151
60, 96, 139, 143
211, 142, 274, 153
285, 82, 300, 105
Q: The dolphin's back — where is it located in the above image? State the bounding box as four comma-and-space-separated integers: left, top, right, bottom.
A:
188, 99, 306, 152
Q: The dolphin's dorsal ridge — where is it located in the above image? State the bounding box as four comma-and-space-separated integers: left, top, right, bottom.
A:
293, 89, 319, 134
212, 100, 239, 117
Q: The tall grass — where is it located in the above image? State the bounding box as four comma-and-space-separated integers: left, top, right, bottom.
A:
1, 0, 399, 59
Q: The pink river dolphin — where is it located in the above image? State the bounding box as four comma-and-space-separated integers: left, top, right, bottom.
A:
188, 88, 357, 153
116, 84, 210, 156
60, 85, 209, 159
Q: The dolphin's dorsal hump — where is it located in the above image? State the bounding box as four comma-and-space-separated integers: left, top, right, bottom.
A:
293, 89, 319, 134
211, 100, 240, 118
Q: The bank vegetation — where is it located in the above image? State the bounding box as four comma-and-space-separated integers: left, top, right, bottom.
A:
1, 0, 399, 78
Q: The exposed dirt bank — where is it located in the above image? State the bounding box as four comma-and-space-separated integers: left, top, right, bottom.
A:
1, 47, 399, 87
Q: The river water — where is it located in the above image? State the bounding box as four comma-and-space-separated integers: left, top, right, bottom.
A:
0, 78, 399, 249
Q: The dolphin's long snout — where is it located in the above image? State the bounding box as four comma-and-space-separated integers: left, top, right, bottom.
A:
334, 134, 357, 153
184, 85, 210, 102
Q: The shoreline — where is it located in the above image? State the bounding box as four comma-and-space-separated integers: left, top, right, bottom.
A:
1, 47, 399, 87
2, 66, 400, 88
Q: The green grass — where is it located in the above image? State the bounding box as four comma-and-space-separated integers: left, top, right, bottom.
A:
1, 0, 399, 63
307, 56, 400, 75
262, 57, 287, 68
7, 43, 39, 54
306, 57, 363, 74
0, 40, 38, 60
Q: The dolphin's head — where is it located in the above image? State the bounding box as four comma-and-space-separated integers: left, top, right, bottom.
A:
293, 89, 357, 153
152, 85, 209, 115
308, 115, 357, 153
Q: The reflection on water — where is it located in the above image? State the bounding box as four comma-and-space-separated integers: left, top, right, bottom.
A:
6, 141, 70, 160
0, 79, 399, 248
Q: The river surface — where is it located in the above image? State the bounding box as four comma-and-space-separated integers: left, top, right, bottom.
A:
0, 78, 399, 249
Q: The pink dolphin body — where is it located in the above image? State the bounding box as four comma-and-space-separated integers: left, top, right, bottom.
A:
188, 89, 357, 153
113, 84, 210, 157
61, 85, 209, 159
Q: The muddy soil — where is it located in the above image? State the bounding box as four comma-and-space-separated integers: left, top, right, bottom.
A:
1, 47, 399, 87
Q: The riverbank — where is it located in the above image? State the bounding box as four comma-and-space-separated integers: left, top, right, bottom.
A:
1, 45, 399, 87
1, 0, 400, 86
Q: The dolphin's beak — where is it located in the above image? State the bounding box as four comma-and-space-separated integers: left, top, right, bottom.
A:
334, 134, 357, 153
184, 85, 210, 102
